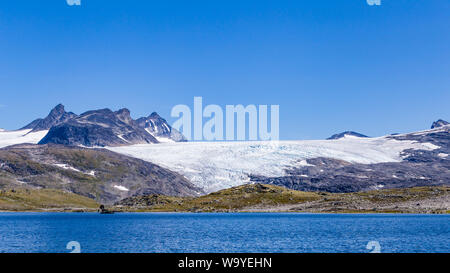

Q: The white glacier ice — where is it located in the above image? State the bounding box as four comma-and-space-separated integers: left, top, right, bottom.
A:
0, 127, 442, 194
108, 136, 439, 193
0, 129, 48, 148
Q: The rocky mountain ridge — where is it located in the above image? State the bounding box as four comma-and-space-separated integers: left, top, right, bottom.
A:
20, 104, 185, 147
39, 108, 158, 147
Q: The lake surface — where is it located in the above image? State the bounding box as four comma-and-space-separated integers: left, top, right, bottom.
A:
0, 213, 448, 253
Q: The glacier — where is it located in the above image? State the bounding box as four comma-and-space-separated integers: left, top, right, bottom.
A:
0, 126, 443, 194
108, 135, 439, 193
0, 129, 49, 149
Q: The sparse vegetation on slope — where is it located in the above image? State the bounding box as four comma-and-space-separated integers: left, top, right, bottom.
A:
0, 188, 99, 211
0, 144, 202, 204
115, 184, 321, 212
283, 186, 450, 214
114, 184, 450, 214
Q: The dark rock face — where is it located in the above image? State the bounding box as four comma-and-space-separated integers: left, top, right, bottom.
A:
431, 119, 449, 129
21, 104, 187, 147
136, 112, 186, 142
0, 144, 203, 204
20, 118, 43, 130
252, 126, 450, 193
39, 108, 158, 147
327, 131, 368, 140
21, 104, 77, 131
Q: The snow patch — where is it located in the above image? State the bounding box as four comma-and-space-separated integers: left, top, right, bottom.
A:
298, 160, 314, 167
163, 123, 170, 132
421, 143, 440, 150
113, 185, 129, 191
53, 163, 95, 176
54, 163, 82, 173
342, 134, 365, 139
155, 137, 175, 143
117, 134, 130, 143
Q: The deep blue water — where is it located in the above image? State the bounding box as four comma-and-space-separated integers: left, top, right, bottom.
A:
0, 213, 448, 253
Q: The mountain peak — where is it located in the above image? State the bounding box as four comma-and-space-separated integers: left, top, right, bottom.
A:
148, 112, 161, 119
117, 108, 130, 114
20, 105, 186, 145
39, 106, 158, 147
431, 119, 449, 129
51, 103, 65, 113
136, 112, 186, 142
327, 131, 368, 140
47, 104, 67, 119
115, 108, 132, 124
21, 104, 77, 132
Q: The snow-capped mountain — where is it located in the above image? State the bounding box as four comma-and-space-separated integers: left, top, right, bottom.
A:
2, 110, 448, 195
136, 112, 186, 142
15, 104, 187, 147
108, 123, 450, 193
39, 108, 158, 147
327, 131, 368, 140
431, 119, 449, 129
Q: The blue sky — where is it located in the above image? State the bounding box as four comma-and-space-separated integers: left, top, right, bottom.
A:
0, 0, 448, 139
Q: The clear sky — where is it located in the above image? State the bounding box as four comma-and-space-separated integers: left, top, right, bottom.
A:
0, 0, 448, 139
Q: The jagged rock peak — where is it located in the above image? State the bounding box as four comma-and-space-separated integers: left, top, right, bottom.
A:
21, 104, 77, 132
431, 119, 449, 129
49, 103, 65, 115
115, 108, 133, 124
20, 105, 186, 145
149, 112, 161, 119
